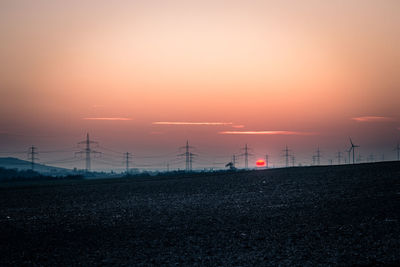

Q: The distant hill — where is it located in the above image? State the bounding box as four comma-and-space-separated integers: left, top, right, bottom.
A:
0, 157, 73, 175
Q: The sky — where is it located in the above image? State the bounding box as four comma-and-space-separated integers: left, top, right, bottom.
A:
0, 0, 399, 171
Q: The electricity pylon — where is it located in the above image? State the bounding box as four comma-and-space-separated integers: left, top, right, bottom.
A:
28, 146, 38, 171
178, 140, 196, 172
76, 133, 101, 172
240, 144, 253, 169
336, 151, 342, 165
125, 152, 132, 174
367, 154, 374, 163
282, 145, 291, 167
315, 146, 321, 165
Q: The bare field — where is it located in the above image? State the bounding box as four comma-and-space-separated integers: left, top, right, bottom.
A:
1, 162, 400, 266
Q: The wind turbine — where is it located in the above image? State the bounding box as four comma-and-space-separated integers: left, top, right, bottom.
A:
349, 137, 359, 164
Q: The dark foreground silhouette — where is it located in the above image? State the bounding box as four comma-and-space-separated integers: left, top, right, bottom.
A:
0, 162, 399, 265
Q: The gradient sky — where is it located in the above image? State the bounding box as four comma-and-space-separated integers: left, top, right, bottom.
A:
1, 0, 399, 170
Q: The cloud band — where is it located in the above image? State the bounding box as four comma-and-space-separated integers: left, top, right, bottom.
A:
153, 121, 233, 126
83, 117, 132, 121
352, 116, 394, 122
218, 131, 317, 135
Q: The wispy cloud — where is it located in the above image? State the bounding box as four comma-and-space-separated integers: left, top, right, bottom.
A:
232, 125, 245, 128
83, 117, 132, 121
352, 116, 395, 122
153, 121, 233, 126
219, 131, 317, 135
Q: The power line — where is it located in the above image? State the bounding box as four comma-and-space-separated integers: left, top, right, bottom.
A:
133, 151, 178, 159
0, 151, 29, 154
41, 157, 82, 165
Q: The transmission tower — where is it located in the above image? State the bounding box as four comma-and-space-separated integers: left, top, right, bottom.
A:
178, 140, 196, 172
240, 144, 253, 169
357, 153, 363, 163
125, 152, 132, 174
28, 146, 38, 171
244, 144, 249, 169
265, 154, 269, 168
282, 145, 290, 167
76, 133, 101, 172
291, 155, 295, 167
367, 154, 375, 163
336, 151, 342, 165
315, 146, 321, 165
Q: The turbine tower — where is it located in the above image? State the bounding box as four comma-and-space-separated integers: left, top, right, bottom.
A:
349, 137, 359, 164
395, 143, 400, 161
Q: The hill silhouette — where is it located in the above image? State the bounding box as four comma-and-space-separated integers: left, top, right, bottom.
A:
0, 157, 72, 175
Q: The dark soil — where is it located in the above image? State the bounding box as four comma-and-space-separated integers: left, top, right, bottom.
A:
1, 162, 399, 266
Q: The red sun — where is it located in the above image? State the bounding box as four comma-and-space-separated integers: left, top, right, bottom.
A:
256, 159, 266, 167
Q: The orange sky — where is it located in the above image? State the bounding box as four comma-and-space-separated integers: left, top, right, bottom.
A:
0, 0, 399, 170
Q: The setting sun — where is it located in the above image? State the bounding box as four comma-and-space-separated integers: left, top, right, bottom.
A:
256, 159, 266, 167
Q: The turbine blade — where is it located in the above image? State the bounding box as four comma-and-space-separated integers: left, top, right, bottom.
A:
349, 137, 354, 146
